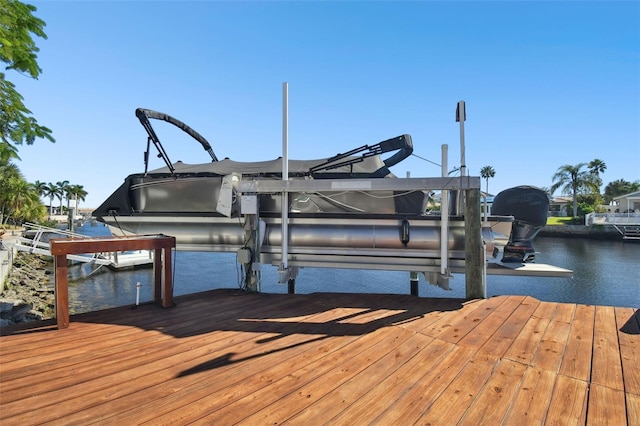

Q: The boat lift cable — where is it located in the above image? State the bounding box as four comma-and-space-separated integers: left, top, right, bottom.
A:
410, 153, 461, 178
109, 211, 128, 237
411, 152, 441, 168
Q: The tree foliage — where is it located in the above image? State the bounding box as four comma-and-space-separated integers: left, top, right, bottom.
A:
66, 184, 87, 208
0, 0, 54, 152
0, 159, 44, 224
603, 179, 640, 204
588, 158, 607, 194
480, 165, 495, 196
550, 163, 600, 217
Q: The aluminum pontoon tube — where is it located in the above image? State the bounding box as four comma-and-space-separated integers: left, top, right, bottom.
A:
100, 215, 510, 258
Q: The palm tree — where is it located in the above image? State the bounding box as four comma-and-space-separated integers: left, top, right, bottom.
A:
67, 184, 88, 211
550, 163, 596, 217
480, 166, 496, 196
0, 162, 23, 224
0, 166, 45, 225
55, 180, 69, 213
588, 158, 607, 196
588, 159, 607, 178
33, 180, 47, 200
4, 179, 40, 225
20, 199, 47, 224
43, 182, 58, 217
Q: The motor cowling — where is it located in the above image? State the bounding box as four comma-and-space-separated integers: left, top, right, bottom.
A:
491, 186, 549, 263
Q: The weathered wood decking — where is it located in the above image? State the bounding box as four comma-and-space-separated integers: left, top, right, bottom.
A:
1, 290, 638, 425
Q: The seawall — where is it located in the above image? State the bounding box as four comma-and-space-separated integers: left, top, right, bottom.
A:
0, 240, 17, 293
539, 224, 623, 240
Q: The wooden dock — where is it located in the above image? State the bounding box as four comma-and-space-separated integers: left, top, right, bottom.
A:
1, 290, 638, 424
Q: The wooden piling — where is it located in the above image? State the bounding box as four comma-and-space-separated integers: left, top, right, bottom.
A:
464, 187, 485, 299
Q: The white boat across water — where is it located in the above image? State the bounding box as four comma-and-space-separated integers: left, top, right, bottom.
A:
14, 223, 153, 270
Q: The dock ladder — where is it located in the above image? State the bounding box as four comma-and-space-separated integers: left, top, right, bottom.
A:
613, 224, 640, 241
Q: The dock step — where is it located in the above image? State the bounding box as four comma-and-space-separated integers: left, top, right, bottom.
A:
613, 224, 640, 240
622, 225, 640, 240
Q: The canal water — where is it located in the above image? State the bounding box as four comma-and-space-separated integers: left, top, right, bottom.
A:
66, 223, 639, 314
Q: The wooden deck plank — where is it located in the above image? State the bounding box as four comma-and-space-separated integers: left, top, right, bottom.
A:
451, 295, 526, 349
591, 305, 625, 391
478, 295, 540, 357
244, 331, 433, 424
94, 311, 412, 424
50, 332, 346, 425
559, 303, 595, 381
530, 304, 573, 373
394, 297, 466, 335
366, 344, 477, 424
1, 293, 340, 421
424, 295, 508, 343
616, 307, 640, 396
458, 359, 528, 424
503, 301, 556, 365
617, 307, 640, 340
0, 290, 265, 360
628, 393, 640, 426
0, 293, 310, 400
554, 302, 578, 324
2, 329, 269, 422
169, 329, 397, 424
0, 290, 636, 425
586, 383, 627, 425
546, 374, 589, 425
225, 327, 419, 425
32, 305, 372, 424
502, 366, 556, 426
325, 338, 456, 425
415, 352, 500, 424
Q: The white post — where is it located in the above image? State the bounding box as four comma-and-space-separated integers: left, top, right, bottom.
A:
280, 82, 289, 282
135, 282, 141, 306
441, 144, 449, 276
407, 171, 419, 295
457, 100, 466, 177
483, 193, 488, 223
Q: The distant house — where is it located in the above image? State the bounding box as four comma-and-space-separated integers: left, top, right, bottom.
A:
586, 190, 640, 226
613, 190, 640, 213
548, 196, 572, 217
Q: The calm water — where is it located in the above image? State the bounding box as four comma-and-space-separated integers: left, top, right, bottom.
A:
66, 223, 640, 314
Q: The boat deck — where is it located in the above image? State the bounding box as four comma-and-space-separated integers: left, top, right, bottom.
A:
1, 290, 638, 424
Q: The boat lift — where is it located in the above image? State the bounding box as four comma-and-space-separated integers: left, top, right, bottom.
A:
230, 90, 572, 298
233, 176, 573, 299
92, 94, 573, 299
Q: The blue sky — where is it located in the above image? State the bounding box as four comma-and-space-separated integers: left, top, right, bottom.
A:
12, 1, 640, 208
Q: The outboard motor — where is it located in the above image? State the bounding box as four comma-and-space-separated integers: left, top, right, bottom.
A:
491, 186, 549, 263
